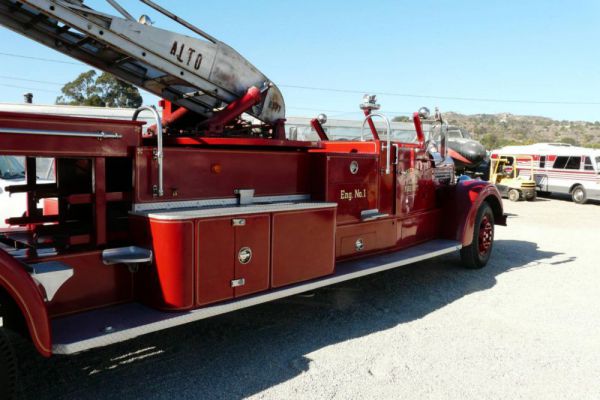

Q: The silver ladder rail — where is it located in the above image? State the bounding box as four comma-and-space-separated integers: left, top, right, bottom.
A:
0, 0, 285, 124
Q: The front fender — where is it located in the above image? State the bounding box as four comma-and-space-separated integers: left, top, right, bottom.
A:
0, 249, 51, 357
441, 180, 506, 246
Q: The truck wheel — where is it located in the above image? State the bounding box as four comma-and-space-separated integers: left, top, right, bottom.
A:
460, 203, 495, 269
525, 192, 537, 201
0, 328, 18, 400
508, 189, 520, 202
571, 185, 587, 204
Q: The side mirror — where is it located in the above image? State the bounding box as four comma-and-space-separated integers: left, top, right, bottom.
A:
418, 107, 430, 119
317, 113, 327, 125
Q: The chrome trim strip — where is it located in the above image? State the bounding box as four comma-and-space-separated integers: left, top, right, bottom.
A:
132, 194, 311, 212
0, 127, 122, 139
131, 201, 338, 220
52, 240, 461, 354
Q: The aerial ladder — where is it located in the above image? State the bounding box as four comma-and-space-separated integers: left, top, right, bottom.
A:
0, 0, 286, 135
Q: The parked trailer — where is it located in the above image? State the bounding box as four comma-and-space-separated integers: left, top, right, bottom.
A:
0, 1, 506, 398
491, 143, 600, 204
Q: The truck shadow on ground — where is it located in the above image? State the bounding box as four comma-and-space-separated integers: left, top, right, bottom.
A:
16, 240, 569, 400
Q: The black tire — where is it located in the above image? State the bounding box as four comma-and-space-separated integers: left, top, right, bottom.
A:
0, 328, 18, 400
571, 185, 587, 204
460, 203, 495, 269
508, 189, 520, 202
525, 192, 537, 201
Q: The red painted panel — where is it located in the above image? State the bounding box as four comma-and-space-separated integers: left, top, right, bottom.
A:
415, 209, 442, 242
233, 215, 270, 297
132, 218, 195, 310
0, 111, 141, 157
135, 148, 311, 202
335, 219, 397, 258
196, 218, 234, 306
0, 248, 51, 357
46, 251, 133, 317
42, 198, 58, 215
309, 141, 379, 154
318, 154, 379, 224
166, 137, 320, 149
271, 208, 336, 288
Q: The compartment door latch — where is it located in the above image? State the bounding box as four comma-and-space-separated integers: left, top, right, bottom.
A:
231, 278, 246, 288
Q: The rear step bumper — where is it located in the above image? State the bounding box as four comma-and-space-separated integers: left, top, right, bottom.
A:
52, 239, 461, 355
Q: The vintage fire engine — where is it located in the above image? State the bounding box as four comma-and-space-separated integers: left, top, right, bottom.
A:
0, 0, 506, 396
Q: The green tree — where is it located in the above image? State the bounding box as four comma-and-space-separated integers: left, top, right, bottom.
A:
56, 70, 142, 108
559, 136, 578, 146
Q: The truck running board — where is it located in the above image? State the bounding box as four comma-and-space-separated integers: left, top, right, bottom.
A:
52, 240, 461, 355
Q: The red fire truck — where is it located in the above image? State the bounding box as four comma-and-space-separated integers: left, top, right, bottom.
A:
0, 1, 506, 397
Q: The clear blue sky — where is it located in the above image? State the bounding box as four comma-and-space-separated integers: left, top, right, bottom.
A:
1, 0, 599, 121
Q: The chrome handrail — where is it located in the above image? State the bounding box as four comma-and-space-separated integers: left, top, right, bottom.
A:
133, 105, 164, 197
361, 113, 392, 174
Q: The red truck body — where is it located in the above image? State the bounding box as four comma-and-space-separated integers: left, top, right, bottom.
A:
0, 107, 505, 358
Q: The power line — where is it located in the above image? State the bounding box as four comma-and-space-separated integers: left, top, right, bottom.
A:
0, 83, 57, 93
281, 84, 600, 106
0, 51, 83, 65
2, 50, 599, 108
287, 106, 412, 116
0, 75, 63, 85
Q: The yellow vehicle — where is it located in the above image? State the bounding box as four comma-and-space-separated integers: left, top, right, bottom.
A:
490, 154, 537, 201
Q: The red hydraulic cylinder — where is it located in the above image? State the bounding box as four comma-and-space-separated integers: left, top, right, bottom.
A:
412, 112, 425, 148
148, 103, 190, 136
310, 118, 329, 140
204, 86, 263, 134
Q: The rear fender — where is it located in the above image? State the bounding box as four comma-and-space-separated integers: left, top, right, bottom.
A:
441, 180, 506, 247
0, 249, 51, 357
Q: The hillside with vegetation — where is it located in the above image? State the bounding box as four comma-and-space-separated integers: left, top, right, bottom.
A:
445, 112, 600, 150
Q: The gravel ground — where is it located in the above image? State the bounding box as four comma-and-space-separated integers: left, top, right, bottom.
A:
14, 195, 600, 400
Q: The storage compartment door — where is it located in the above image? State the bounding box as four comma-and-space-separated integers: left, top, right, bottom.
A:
233, 214, 270, 297
271, 207, 336, 288
196, 218, 234, 306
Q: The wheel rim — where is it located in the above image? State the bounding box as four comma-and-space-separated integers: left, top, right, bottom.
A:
478, 215, 493, 257
573, 189, 583, 202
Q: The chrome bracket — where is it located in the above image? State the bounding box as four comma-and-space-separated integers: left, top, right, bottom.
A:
360, 209, 389, 222
234, 188, 255, 205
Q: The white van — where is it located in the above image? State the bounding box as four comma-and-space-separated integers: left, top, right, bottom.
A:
491, 143, 600, 204
0, 156, 55, 228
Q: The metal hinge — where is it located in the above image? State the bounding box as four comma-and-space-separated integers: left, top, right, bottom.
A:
231, 278, 246, 288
